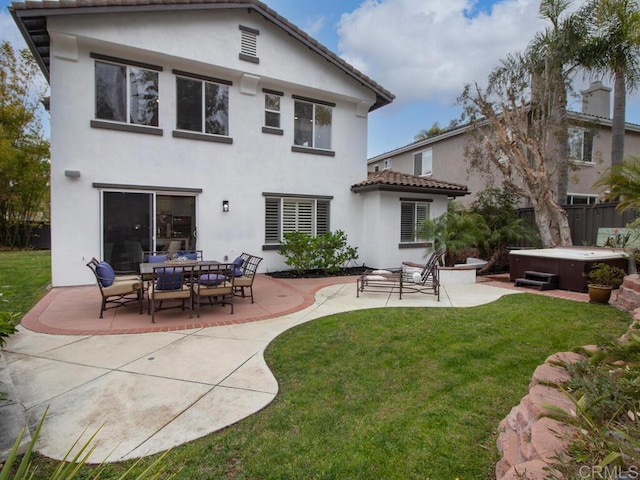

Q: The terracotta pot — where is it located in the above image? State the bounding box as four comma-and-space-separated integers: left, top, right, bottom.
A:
587, 284, 613, 304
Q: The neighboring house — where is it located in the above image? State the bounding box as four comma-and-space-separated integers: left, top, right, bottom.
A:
11, 0, 467, 287
369, 82, 640, 207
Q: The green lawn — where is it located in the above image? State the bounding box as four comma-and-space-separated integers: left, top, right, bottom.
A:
0, 250, 51, 318
1, 251, 632, 479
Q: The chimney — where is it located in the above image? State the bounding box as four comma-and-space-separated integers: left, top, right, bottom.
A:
581, 81, 611, 118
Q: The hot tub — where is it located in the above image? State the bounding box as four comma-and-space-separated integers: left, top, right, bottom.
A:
509, 247, 628, 292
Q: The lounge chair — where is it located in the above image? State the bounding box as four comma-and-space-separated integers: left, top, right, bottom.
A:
356, 248, 445, 301
401, 248, 445, 301
86, 258, 143, 318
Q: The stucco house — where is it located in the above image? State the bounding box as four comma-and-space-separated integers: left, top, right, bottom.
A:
11, 0, 469, 287
368, 81, 640, 207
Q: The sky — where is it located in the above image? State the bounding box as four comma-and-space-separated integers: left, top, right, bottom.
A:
1, 0, 639, 157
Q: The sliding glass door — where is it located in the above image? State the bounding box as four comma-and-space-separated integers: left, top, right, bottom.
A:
102, 191, 196, 272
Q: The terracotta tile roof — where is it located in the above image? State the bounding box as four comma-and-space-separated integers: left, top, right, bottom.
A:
351, 170, 469, 197
9, 0, 394, 111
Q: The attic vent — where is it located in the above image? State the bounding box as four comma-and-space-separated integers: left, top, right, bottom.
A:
239, 25, 260, 64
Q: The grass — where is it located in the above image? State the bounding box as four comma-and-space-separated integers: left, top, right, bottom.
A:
0, 250, 51, 317
0, 251, 632, 478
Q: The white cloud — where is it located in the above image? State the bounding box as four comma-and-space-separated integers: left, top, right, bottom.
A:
336, 0, 554, 105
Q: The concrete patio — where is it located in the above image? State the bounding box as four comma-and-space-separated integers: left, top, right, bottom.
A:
0, 274, 589, 464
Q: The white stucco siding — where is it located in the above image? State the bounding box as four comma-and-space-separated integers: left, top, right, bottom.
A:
47, 11, 374, 286
47, 9, 373, 107
355, 191, 449, 270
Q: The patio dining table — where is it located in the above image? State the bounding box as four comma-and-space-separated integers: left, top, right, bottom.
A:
139, 259, 221, 276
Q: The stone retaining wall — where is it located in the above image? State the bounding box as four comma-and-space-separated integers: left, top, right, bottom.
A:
495, 351, 586, 480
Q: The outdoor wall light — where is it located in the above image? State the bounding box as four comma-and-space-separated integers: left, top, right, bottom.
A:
64, 170, 81, 178
222, 200, 229, 212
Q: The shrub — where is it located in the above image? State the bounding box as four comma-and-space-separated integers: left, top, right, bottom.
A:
279, 230, 358, 275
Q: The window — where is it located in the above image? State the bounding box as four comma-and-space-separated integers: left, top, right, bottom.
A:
265, 93, 281, 129
400, 201, 430, 243
567, 194, 597, 205
413, 149, 433, 176
383, 159, 391, 170
175, 74, 229, 136
373, 165, 380, 172
293, 97, 333, 150
95, 59, 159, 127
568, 127, 594, 163
264, 196, 330, 244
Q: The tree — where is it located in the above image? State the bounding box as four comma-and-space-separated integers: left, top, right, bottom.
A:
458, 0, 591, 247
581, 0, 640, 166
0, 41, 50, 248
414, 119, 460, 141
593, 156, 640, 211
416, 204, 489, 267
529, 0, 590, 205
470, 187, 540, 272
459, 48, 575, 247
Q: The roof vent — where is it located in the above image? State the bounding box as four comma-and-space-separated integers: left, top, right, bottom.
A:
239, 26, 259, 64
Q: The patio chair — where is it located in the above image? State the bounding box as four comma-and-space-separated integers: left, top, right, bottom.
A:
86, 258, 143, 318
192, 262, 236, 316
234, 253, 263, 303
401, 248, 445, 301
148, 264, 195, 323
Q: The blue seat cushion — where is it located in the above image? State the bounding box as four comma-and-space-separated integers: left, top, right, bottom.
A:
198, 273, 227, 286
234, 267, 244, 277
233, 255, 244, 267
155, 268, 184, 290
148, 254, 168, 263
185, 252, 198, 260
96, 262, 115, 287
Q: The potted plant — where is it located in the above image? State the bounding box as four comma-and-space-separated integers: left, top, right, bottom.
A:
587, 263, 626, 304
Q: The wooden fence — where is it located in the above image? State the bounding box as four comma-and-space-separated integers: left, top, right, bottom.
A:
518, 202, 639, 247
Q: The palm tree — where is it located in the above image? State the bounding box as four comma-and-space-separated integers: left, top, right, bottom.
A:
581, 0, 640, 165
528, 0, 590, 205
417, 205, 489, 267
594, 156, 640, 211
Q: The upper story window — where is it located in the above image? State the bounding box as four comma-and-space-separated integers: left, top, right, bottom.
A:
175, 71, 230, 137
413, 149, 433, 176
567, 194, 598, 205
264, 195, 330, 245
383, 159, 391, 170
373, 165, 380, 172
293, 95, 334, 151
400, 201, 430, 243
265, 91, 281, 129
568, 127, 594, 163
94, 55, 160, 127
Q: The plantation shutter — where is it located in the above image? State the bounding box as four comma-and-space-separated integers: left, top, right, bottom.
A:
296, 200, 313, 235
400, 202, 415, 242
265, 198, 281, 243
316, 200, 329, 235
416, 203, 429, 240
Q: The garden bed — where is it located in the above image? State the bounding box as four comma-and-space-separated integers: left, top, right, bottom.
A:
267, 266, 370, 279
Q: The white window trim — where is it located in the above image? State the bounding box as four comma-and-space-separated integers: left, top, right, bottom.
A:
94, 57, 160, 128
567, 194, 598, 205
400, 200, 430, 243
413, 149, 433, 177
264, 194, 331, 245
568, 127, 594, 164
